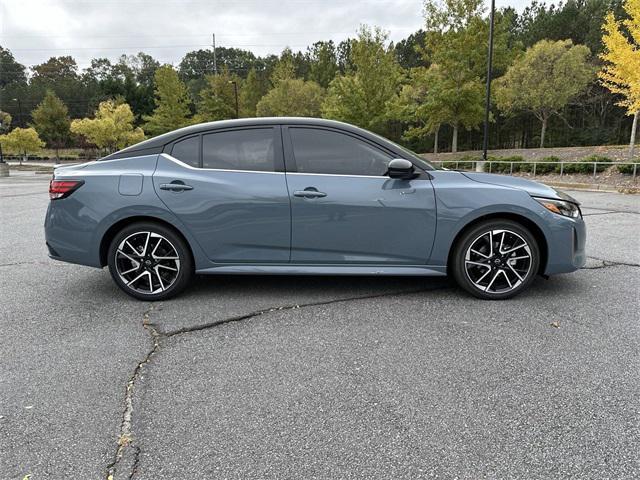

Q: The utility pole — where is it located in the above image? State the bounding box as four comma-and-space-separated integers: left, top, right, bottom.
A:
480, 0, 496, 171
212, 33, 217, 74
229, 80, 239, 118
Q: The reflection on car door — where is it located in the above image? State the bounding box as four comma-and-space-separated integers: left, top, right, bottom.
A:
283, 126, 437, 264
153, 127, 291, 263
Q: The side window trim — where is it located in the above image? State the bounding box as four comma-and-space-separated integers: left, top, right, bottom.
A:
283, 125, 395, 177
165, 126, 284, 173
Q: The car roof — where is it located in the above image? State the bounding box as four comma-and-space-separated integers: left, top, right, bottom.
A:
101, 117, 378, 161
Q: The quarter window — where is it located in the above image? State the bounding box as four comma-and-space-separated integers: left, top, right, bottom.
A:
289, 128, 392, 176
203, 128, 275, 172
170, 136, 200, 167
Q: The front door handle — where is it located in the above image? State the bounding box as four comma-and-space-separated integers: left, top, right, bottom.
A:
293, 188, 327, 199
160, 181, 193, 192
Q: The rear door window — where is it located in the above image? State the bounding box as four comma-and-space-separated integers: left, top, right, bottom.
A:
202, 128, 275, 172
170, 136, 200, 167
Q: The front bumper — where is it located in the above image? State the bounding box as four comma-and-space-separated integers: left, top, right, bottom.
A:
544, 215, 586, 275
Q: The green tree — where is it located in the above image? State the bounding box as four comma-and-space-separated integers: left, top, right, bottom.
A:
270, 49, 297, 86
143, 65, 193, 136
419, 0, 517, 151
308, 41, 339, 88
31, 90, 71, 160
322, 26, 402, 134
0, 46, 27, 88
71, 100, 145, 152
197, 69, 239, 121
494, 39, 593, 147
0, 127, 45, 164
240, 68, 267, 117
0, 111, 11, 131
256, 79, 324, 117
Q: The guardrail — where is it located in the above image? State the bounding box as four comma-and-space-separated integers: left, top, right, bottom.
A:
430, 159, 639, 179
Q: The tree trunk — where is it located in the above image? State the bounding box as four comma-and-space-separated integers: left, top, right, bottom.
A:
540, 116, 547, 148
452, 124, 458, 153
21, 151, 26, 165
630, 111, 638, 160
433, 127, 439, 154
55, 146, 60, 162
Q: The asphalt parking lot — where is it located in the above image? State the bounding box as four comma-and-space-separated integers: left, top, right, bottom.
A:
1, 173, 639, 479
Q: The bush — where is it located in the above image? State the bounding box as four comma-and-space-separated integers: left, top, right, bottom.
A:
617, 160, 639, 175
485, 155, 524, 173
563, 155, 613, 174
535, 156, 560, 174
442, 155, 482, 171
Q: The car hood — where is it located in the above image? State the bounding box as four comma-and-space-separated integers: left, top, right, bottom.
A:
460, 171, 579, 203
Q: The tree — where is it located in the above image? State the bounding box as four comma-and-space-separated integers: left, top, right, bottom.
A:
394, 30, 427, 69
239, 68, 267, 117
494, 39, 593, 147
420, 0, 517, 151
0, 47, 27, 87
0, 111, 11, 131
143, 66, 193, 136
270, 49, 297, 86
71, 100, 145, 152
31, 90, 71, 160
196, 69, 239, 121
391, 65, 484, 153
308, 41, 339, 88
0, 127, 44, 164
599, 0, 640, 159
256, 78, 325, 117
322, 26, 402, 134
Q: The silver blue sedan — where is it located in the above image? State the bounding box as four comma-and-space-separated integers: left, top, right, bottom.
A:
44, 118, 585, 300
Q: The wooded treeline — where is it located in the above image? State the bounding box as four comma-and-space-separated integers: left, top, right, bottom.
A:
0, 0, 637, 156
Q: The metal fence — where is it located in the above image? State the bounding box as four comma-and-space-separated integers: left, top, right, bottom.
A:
430, 159, 639, 179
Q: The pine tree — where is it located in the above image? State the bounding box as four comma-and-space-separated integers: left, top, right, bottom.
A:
31, 90, 70, 160
144, 65, 193, 136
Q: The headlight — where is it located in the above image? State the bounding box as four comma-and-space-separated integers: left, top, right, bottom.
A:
533, 197, 581, 218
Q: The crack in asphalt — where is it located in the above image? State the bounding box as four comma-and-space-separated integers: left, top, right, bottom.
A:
105, 283, 450, 479
582, 256, 640, 270
102, 251, 638, 478
0, 260, 61, 268
106, 305, 160, 480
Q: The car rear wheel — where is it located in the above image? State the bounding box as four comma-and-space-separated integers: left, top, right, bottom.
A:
107, 222, 192, 301
452, 219, 540, 300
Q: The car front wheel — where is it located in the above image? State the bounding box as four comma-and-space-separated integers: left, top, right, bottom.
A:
107, 222, 193, 301
452, 219, 540, 300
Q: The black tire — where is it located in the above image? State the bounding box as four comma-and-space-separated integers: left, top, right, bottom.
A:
107, 222, 193, 301
451, 219, 540, 300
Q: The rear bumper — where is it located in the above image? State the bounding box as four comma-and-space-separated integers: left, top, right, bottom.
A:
44, 201, 102, 268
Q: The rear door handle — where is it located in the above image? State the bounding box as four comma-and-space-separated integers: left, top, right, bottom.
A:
160, 181, 193, 192
293, 189, 327, 199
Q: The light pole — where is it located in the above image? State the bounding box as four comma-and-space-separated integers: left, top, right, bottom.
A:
481, 0, 496, 167
228, 80, 239, 119
12, 98, 23, 127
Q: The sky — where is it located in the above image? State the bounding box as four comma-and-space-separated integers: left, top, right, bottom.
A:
0, 0, 531, 71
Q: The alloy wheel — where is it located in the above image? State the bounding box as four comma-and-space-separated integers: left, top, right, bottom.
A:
114, 231, 181, 295
464, 229, 533, 294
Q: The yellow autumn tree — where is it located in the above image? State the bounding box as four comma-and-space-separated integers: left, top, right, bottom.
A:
71, 100, 145, 153
599, 0, 640, 158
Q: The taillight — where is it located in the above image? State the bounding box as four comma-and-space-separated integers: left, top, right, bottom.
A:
49, 179, 84, 200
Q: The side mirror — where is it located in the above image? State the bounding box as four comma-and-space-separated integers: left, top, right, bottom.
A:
386, 158, 416, 179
